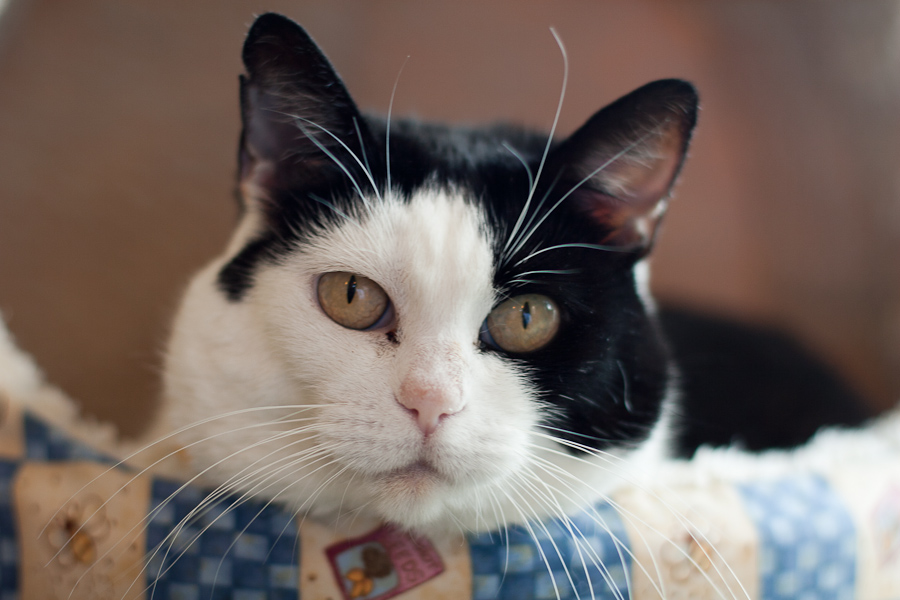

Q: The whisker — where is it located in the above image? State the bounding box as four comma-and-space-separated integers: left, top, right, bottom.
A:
526, 456, 660, 600
385, 56, 410, 198
616, 360, 633, 413
485, 488, 513, 590
44, 412, 324, 565
290, 113, 382, 203
145, 449, 345, 596
534, 423, 620, 445
501, 27, 569, 262
527, 435, 741, 595
528, 439, 748, 599
501, 479, 565, 600
269, 110, 372, 211
514, 268, 581, 278
504, 170, 562, 265
514, 470, 606, 600
74, 429, 333, 597
40, 404, 323, 538
290, 460, 351, 528
512, 242, 629, 269
506, 279, 541, 286
334, 469, 361, 532
208, 461, 353, 595
506, 132, 655, 262
353, 116, 379, 200
307, 192, 359, 225
502, 141, 534, 192
268, 461, 354, 567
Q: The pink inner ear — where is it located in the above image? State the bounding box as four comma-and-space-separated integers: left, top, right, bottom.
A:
239, 160, 276, 205
585, 121, 686, 247
609, 126, 684, 206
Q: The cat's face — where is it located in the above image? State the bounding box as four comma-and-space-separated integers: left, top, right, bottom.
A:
160, 13, 697, 534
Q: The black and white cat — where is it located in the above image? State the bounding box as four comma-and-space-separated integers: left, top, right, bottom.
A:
155, 13, 867, 537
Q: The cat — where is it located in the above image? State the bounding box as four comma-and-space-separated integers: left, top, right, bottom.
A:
152, 12, 868, 541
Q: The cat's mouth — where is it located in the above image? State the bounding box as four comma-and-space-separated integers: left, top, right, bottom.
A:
380, 460, 442, 488
388, 460, 439, 479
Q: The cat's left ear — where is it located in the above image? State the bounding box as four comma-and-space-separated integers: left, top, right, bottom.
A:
550, 79, 698, 253
238, 13, 376, 200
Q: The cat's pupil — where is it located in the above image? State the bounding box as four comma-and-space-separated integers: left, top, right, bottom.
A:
347, 275, 357, 304
522, 302, 532, 330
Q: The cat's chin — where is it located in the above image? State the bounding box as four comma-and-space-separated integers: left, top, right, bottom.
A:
374, 461, 442, 503
365, 460, 468, 532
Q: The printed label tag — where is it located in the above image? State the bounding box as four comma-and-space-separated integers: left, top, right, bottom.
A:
326, 524, 445, 600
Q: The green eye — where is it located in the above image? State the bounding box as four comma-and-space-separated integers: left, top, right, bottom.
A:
482, 294, 560, 353
317, 272, 390, 330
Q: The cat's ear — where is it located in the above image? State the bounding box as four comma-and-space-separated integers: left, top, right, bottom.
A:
238, 13, 375, 199
551, 79, 698, 253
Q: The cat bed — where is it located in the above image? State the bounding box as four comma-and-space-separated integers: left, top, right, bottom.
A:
1, 316, 900, 600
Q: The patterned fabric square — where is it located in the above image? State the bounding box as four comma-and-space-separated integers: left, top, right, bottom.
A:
23, 414, 113, 464
738, 475, 856, 600
14, 462, 149, 599
145, 479, 300, 599
468, 502, 631, 600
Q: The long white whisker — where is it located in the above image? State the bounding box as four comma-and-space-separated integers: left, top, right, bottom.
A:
526, 456, 660, 600
161, 435, 335, 539
529, 436, 748, 599
353, 116, 379, 201
209, 461, 353, 594
507, 124, 663, 265
78, 428, 332, 598
501, 479, 565, 600
512, 242, 628, 269
385, 56, 410, 199
534, 423, 620, 444
284, 116, 371, 210
485, 487, 513, 589
307, 192, 359, 224
44, 412, 323, 565
504, 170, 563, 265
268, 461, 354, 565
501, 27, 569, 260
540, 469, 642, 600
288, 113, 381, 204
145, 449, 344, 596
40, 404, 322, 538
513, 470, 604, 600
514, 268, 581, 278
502, 141, 534, 192
289, 460, 356, 531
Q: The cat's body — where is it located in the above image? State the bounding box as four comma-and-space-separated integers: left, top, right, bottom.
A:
153, 13, 867, 539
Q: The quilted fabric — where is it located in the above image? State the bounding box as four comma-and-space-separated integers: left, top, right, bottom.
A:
2, 396, 900, 599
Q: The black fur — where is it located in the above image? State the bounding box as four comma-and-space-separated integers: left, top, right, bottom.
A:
661, 307, 871, 456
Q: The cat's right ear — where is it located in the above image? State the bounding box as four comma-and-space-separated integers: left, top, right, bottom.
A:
238, 13, 376, 203
548, 79, 698, 255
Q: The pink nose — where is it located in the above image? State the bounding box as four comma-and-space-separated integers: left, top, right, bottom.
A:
397, 378, 465, 436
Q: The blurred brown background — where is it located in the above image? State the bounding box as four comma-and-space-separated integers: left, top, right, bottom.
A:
1, 1, 898, 436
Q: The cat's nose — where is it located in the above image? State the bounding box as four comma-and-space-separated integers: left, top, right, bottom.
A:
397, 377, 465, 436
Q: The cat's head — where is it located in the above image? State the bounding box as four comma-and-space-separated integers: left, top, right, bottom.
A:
161, 13, 697, 533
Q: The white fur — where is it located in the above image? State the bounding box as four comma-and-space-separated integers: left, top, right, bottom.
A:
157, 188, 668, 534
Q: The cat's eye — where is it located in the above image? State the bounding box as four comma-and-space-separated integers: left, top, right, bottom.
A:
317, 271, 391, 330
481, 294, 560, 353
